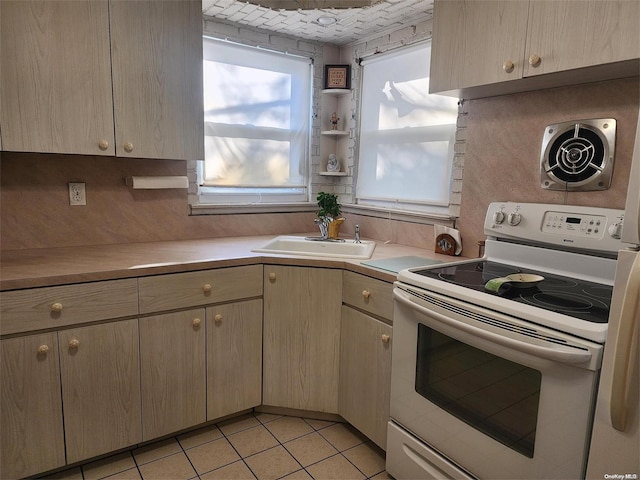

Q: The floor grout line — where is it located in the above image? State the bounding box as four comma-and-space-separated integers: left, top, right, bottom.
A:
45, 413, 388, 480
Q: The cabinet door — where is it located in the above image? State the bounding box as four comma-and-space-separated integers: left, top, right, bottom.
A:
140, 309, 206, 441
263, 266, 342, 413
1, 334, 65, 479
0, 0, 114, 155
339, 307, 392, 450
110, 0, 204, 160
525, 0, 640, 77
430, 0, 529, 93
207, 299, 263, 421
59, 320, 141, 464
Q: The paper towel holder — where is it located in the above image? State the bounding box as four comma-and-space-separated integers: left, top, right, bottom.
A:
125, 176, 189, 189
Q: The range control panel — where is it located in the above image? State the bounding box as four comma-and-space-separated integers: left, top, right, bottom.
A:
541, 211, 608, 238
485, 202, 626, 254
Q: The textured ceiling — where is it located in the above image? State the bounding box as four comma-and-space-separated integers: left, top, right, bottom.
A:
202, 0, 434, 45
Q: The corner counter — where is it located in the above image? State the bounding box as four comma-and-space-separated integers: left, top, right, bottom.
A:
0, 234, 464, 290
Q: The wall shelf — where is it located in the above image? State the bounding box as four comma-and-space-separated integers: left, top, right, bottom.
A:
322, 89, 351, 96
321, 130, 349, 136
319, 171, 348, 176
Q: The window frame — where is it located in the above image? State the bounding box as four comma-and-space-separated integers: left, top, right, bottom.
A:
197, 36, 314, 206
354, 40, 459, 217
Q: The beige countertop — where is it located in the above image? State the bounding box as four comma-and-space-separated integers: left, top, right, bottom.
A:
0, 234, 465, 291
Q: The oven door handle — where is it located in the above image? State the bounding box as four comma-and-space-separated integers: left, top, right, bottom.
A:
395, 290, 592, 365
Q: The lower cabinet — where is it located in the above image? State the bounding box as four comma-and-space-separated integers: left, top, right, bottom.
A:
339, 306, 392, 450
59, 320, 142, 464
263, 266, 342, 413
207, 299, 263, 420
139, 309, 206, 441
1, 333, 65, 479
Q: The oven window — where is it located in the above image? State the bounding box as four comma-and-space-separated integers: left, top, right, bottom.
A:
416, 325, 541, 458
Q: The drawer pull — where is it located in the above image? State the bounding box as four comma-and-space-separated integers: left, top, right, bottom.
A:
68, 339, 80, 349
98, 139, 109, 151
203, 283, 212, 293
362, 290, 371, 299
214, 313, 223, 324
192, 318, 202, 328
50, 302, 63, 313
528, 54, 541, 67
268, 272, 276, 281
502, 60, 514, 73
124, 142, 134, 153
381, 334, 390, 344
37, 344, 50, 355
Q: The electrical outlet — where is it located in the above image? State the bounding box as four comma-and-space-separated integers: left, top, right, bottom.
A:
68, 182, 86, 206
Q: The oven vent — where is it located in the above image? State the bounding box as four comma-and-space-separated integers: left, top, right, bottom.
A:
404, 287, 589, 351
540, 118, 616, 191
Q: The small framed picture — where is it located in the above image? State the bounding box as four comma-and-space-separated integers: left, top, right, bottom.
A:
324, 64, 351, 90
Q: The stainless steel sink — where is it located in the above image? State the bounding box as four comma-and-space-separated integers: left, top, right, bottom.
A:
252, 235, 376, 259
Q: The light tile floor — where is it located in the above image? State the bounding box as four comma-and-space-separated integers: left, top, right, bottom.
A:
41, 413, 392, 480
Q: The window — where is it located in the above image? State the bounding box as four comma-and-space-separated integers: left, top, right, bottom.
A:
200, 37, 312, 204
357, 42, 459, 215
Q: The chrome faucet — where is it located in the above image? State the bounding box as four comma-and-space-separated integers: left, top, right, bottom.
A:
314, 217, 332, 240
354, 224, 361, 243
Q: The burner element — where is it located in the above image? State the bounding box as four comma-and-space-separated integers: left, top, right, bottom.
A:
540, 118, 616, 191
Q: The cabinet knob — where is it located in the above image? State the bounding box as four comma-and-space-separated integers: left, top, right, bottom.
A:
192, 318, 202, 328
381, 334, 390, 344
362, 290, 371, 299
214, 313, 223, 324
268, 272, 276, 281
37, 344, 50, 355
50, 302, 63, 313
124, 142, 134, 153
528, 54, 541, 67
203, 283, 212, 293
68, 338, 80, 349
98, 139, 109, 151
502, 60, 515, 73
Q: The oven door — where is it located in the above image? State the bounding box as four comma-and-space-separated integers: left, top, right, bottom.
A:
389, 284, 603, 480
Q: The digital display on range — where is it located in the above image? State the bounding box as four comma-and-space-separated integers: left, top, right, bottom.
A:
566, 217, 582, 224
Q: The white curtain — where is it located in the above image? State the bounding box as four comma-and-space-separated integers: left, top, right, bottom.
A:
357, 42, 459, 214
202, 38, 311, 201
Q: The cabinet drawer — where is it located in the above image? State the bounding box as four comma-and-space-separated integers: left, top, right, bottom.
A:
343, 271, 393, 321
0, 279, 138, 336
138, 265, 263, 314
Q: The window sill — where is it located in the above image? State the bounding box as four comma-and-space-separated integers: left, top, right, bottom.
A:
190, 202, 317, 215
343, 204, 457, 227
190, 201, 457, 227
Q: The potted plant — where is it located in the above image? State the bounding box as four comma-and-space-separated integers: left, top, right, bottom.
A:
316, 192, 344, 239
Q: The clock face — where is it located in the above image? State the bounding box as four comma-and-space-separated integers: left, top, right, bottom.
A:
435, 233, 456, 255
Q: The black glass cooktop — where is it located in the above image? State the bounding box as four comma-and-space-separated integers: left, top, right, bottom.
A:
413, 261, 612, 324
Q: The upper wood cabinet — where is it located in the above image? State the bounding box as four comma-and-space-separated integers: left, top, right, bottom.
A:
0, 1, 114, 155
524, 1, 640, 77
0, 0, 204, 160
429, 0, 529, 94
430, 0, 640, 98
109, 0, 203, 160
